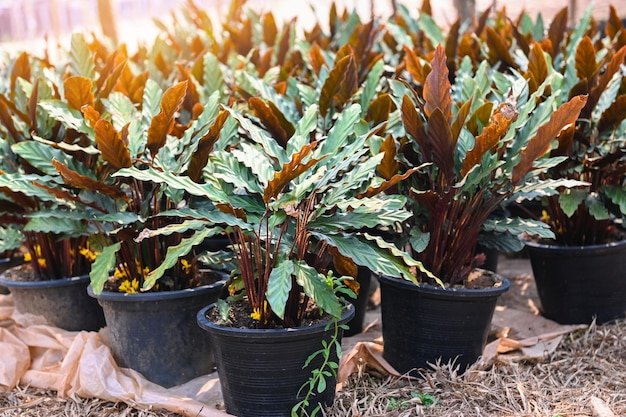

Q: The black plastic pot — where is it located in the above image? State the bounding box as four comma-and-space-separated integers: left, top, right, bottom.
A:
88, 273, 226, 388
197, 303, 355, 417
0, 258, 11, 294
378, 273, 509, 375
344, 266, 373, 337
525, 239, 626, 324
0, 267, 105, 331
475, 243, 499, 273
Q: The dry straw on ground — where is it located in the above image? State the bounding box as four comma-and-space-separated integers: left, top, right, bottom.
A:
328, 319, 626, 417
2, 318, 626, 417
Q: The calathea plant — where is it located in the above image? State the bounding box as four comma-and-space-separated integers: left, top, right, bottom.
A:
119, 98, 427, 327
0, 47, 100, 280
387, 45, 588, 286
78, 78, 237, 294
540, 35, 626, 245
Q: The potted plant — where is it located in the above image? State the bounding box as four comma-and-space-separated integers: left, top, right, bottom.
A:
524, 33, 626, 324
0, 48, 107, 331
13, 31, 232, 386
71, 77, 232, 388
376, 45, 588, 374
128, 86, 424, 415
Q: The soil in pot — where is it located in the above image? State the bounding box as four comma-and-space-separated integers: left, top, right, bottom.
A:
197, 301, 355, 417
525, 238, 626, 324
378, 270, 509, 376
89, 270, 227, 388
0, 263, 105, 331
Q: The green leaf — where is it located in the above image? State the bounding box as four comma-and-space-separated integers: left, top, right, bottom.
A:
135, 219, 209, 240
157, 207, 253, 230
142, 79, 163, 125
316, 376, 326, 393
482, 217, 555, 239
417, 14, 445, 46
0, 226, 24, 253
266, 259, 294, 320
511, 179, 589, 202
38, 100, 88, 133
69, 33, 95, 79
312, 232, 420, 284
212, 151, 264, 195
90, 242, 120, 295
0, 173, 59, 203
558, 188, 587, 217
604, 185, 626, 215
144, 228, 218, 290
286, 105, 318, 155
586, 194, 610, 220
231, 143, 274, 187
361, 60, 385, 118
226, 107, 286, 164
24, 216, 87, 235
321, 104, 361, 156
409, 228, 430, 253
293, 261, 341, 319
105, 92, 136, 131
12, 141, 90, 177
203, 52, 224, 95
113, 166, 229, 203
310, 204, 409, 230
478, 232, 525, 253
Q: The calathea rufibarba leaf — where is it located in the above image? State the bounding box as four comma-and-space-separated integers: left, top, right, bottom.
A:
10, 52, 31, 93
188, 110, 229, 183
423, 45, 452, 122
597, 95, 626, 133
319, 47, 358, 118
64, 76, 95, 111
525, 43, 549, 94
574, 36, 598, 84
461, 98, 519, 176
357, 166, 426, 199
94, 119, 132, 170
402, 45, 427, 84
401, 94, 430, 163
426, 107, 455, 185
90, 242, 120, 295
248, 97, 295, 148
144, 228, 220, 291
512, 95, 588, 185
263, 141, 325, 203
51, 159, 126, 200
378, 135, 399, 180
147, 81, 188, 157
587, 45, 626, 117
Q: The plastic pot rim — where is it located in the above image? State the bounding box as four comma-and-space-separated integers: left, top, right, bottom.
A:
197, 302, 355, 340
376, 273, 510, 300
0, 270, 90, 289
524, 237, 626, 256
87, 270, 228, 302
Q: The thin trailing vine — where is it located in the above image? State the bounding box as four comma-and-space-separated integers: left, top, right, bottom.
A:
291, 318, 347, 417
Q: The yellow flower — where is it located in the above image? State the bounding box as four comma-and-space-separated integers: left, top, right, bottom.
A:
181, 259, 191, 273
23, 252, 32, 262
119, 278, 139, 294
37, 258, 46, 269
250, 301, 269, 323
114, 267, 129, 280
79, 246, 99, 263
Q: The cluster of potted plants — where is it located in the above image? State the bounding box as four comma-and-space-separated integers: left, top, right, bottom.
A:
0, 0, 624, 416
